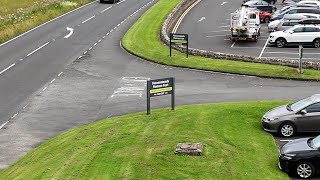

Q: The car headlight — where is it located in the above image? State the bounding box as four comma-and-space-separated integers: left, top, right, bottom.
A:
269, 117, 279, 121
283, 153, 296, 160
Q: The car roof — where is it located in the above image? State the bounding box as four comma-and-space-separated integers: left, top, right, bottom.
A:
310, 94, 320, 102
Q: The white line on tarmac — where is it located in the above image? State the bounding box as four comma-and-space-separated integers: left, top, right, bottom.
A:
58, 72, 63, 76
198, 17, 206, 22
50, 79, 56, 84
0, 0, 98, 48
101, 6, 112, 13
231, 42, 236, 48
0, 63, 15, 75
27, 42, 50, 57
231, 46, 268, 49
0, 121, 9, 129
42, 87, 47, 91
11, 113, 19, 119
259, 37, 270, 58
172, 0, 201, 33
82, 15, 95, 24
221, 2, 227, 5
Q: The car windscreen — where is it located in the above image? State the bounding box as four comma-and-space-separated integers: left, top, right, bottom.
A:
290, 97, 313, 111
311, 135, 320, 148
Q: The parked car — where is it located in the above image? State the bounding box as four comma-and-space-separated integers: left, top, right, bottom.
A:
243, 0, 276, 13
244, 0, 277, 4
100, 0, 119, 3
272, 14, 307, 31
279, 134, 320, 179
260, 11, 272, 22
283, 0, 303, 5
262, 94, 320, 137
271, 7, 320, 20
297, 0, 320, 6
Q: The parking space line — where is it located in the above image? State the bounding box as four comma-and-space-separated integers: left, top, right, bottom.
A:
231, 42, 235, 48
258, 37, 269, 58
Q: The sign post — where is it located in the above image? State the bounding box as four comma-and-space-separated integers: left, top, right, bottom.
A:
299, 45, 303, 74
170, 33, 189, 58
147, 77, 175, 115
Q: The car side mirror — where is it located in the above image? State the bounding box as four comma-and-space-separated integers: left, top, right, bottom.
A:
299, 110, 307, 114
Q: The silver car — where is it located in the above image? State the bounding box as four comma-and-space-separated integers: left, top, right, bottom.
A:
262, 94, 320, 137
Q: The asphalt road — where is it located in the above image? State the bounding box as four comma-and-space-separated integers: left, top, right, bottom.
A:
0, 0, 320, 179
0, 0, 155, 127
177, 0, 320, 61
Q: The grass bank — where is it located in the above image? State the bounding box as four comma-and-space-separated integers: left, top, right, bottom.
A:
122, 0, 320, 80
0, 0, 93, 44
0, 101, 288, 179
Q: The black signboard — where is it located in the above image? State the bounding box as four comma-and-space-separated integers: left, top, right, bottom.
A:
170, 33, 189, 58
147, 77, 175, 115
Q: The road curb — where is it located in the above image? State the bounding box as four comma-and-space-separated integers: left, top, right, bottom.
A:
120, 40, 320, 82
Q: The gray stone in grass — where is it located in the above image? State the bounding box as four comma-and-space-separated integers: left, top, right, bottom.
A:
174, 143, 203, 156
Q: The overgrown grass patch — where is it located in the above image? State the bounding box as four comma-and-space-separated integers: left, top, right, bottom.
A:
0, 0, 93, 44
0, 101, 288, 179
122, 0, 320, 80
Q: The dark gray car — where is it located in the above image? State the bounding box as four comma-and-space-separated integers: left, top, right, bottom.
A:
262, 94, 320, 137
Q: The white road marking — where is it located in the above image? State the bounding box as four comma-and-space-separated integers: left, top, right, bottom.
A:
198, 17, 206, 22
0, 63, 15, 75
0, 0, 98, 48
101, 6, 112, 13
23, 105, 28, 109
82, 15, 95, 24
117, 0, 124, 4
259, 37, 270, 58
0, 121, 9, 129
27, 42, 50, 57
64, 27, 74, 39
111, 77, 149, 98
19, 59, 24, 61
11, 113, 19, 119
94, 42, 97, 46
42, 87, 47, 91
173, 0, 202, 33
231, 42, 236, 48
221, 2, 227, 5
50, 79, 56, 84
58, 72, 63, 76
218, 25, 229, 28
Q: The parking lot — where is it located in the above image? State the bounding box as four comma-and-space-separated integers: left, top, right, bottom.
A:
178, 0, 320, 62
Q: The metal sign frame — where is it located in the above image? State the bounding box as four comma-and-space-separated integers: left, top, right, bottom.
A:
170, 33, 189, 58
147, 77, 175, 115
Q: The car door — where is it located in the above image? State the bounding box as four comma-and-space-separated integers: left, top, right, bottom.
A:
303, 27, 318, 43
295, 103, 320, 132
286, 27, 304, 43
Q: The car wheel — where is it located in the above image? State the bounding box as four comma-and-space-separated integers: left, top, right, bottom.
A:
264, 16, 270, 23
313, 39, 320, 48
275, 38, 286, 48
279, 123, 296, 137
296, 162, 315, 179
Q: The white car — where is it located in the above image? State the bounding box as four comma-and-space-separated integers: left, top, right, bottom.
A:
268, 24, 320, 47
297, 0, 320, 6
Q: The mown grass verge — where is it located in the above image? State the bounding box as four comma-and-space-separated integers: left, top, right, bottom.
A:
122, 0, 320, 80
0, 0, 93, 44
0, 101, 288, 179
